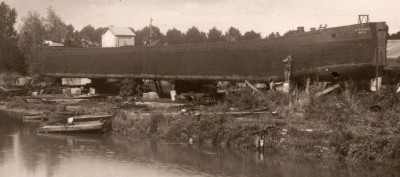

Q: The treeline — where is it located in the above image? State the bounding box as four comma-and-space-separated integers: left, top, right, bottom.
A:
0, 2, 24, 73
389, 32, 400, 40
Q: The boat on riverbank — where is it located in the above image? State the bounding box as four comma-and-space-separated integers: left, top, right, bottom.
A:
37, 114, 113, 133
23, 111, 83, 123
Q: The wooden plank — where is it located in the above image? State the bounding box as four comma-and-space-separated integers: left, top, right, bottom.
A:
245, 80, 264, 94
0, 86, 8, 92
315, 83, 340, 97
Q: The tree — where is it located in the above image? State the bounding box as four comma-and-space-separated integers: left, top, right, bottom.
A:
77, 25, 101, 47
79, 25, 96, 41
243, 30, 261, 40
18, 11, 46, 74
0, 2, 25, 73
268, 32, 277, 38
135, 26, 164, 46
185, 26, 207, 44
0, 2, 17, 40
94, 27, 105, 44
207, 27, 225, 42
44, 7, 68, 42
70, 25, 104, 47
64, 24, 75, 46
165, 28, 183, 45
225, 27, 242, 42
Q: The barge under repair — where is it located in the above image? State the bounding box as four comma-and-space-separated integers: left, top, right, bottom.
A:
37, 21, 388, 94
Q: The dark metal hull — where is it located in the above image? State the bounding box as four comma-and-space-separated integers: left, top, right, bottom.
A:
37, 22, 388, 82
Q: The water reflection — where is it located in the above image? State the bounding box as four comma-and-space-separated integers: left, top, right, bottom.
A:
0, 111, 398, 177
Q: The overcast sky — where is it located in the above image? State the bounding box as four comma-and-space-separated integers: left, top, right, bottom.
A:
4, 0, 400, 37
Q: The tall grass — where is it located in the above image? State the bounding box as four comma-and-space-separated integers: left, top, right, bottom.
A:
0, 72, 21, 85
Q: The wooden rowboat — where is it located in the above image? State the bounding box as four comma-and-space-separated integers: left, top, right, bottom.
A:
37, 119, 112, 133
37, 114, 113, 133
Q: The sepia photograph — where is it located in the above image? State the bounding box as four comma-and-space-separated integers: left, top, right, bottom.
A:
0, 0, 400, 176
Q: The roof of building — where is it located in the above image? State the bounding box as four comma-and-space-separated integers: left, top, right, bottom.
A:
102, 27, 135, 36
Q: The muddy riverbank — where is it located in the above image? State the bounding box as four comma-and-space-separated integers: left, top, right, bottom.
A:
1, 90, 400, 167
2, 111, 399, 177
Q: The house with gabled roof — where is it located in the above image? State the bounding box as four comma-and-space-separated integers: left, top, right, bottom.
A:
101, 27, 135, 47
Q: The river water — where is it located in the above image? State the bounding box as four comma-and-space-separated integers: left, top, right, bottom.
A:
0, 111, 398, 177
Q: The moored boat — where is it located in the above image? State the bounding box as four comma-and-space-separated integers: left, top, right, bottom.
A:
23, 111, 47, 122
37, 113, 114, 133
67, 114, 114, 122
37, 119, 112, 133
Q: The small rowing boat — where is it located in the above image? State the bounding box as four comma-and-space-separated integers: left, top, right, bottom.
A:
37, 114, 113, 133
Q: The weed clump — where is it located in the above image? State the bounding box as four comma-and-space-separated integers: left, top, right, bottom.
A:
222, 90, 290, 111
0, 72, 21, 85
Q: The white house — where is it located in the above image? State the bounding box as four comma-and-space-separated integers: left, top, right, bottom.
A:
101, 27, 135, 47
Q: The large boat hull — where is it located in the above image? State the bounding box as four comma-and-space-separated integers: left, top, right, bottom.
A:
37, 22, 388, 82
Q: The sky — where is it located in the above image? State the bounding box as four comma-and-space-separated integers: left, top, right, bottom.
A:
4, 0, 400, 37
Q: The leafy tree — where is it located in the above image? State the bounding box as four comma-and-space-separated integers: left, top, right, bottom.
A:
268, 32, 276, 38
44, 7, 68, 42
70, 30, 82, 47
135, 26, 163, 46
165, 28, 184, 45
225, 27, 242, 42
18, 11, 46, 74
0, 2, 25, 73
243, 30, 261, 40
276, 32, 281, 37
207, 27, 225, 42
185, 26, 207, 44
0, 2, 17, 40
78, 25, 101, 47
64, 24, 75, 46
70, 25, 104, 47
79, 25, 96, 41
94, 27, 105, 44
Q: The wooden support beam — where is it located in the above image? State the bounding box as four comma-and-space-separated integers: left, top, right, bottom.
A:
245, 80, 264, 94
0, 86, 8, 92
154, 80, 163, 94
269, 81, 276, 92
315, 83, 340, 98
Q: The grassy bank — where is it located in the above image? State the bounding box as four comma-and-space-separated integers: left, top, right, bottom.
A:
112, 89, 400, 166
1, 86, 399, 166
0, 72, 21, 85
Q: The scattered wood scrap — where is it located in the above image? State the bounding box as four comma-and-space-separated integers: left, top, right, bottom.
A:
134, 101, 187, 108
203, 111, 270, 116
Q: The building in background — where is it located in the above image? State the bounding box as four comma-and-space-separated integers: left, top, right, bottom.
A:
101, 27, 135, 47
